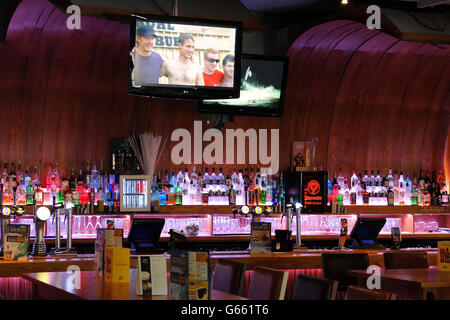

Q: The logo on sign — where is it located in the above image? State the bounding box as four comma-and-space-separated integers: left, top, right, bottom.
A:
306, 180, 320, 195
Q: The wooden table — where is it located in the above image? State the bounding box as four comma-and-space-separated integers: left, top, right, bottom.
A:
22, 270, 248, 300
347, 268, 450, 300
1, 249, 438, 277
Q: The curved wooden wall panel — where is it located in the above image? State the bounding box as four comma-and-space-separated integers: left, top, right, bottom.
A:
287, 20, 449, 178
0, 0, 448, 182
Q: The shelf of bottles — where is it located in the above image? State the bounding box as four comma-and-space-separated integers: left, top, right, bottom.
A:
329, 169, 448, 207
3, 161, 450, 239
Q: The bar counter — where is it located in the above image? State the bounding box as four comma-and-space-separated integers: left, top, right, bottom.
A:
0, 248, 438, 277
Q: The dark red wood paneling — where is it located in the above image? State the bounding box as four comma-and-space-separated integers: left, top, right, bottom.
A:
0, 0, 448, 182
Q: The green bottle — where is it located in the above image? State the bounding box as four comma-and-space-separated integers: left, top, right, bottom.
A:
26, 183, 34, 205
175, 183, 182, 205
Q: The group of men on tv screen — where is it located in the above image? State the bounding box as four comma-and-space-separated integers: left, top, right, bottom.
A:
130, 24, 234, 88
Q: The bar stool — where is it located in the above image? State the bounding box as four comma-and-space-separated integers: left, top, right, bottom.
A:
212, 259, 247, 296
247, 266, 288, 300
345, 285, 395, 300
383, 251, 429, 269
292, 274, 338, 300
321, 253, 369, 292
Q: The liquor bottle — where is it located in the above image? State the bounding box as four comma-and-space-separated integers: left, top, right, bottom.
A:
393, 169, 399, 188
53, 163, 61, 191
424, 170, 431, 192
398, 172, 405, 205
343, 178, 350, 205
34, 184, 43, 205
9, 162, 17, 190
184, 168, 191, 189
210, 168, 218, 190
26, 178, 35, 205
32, 167, 40, 187
23, 169, 31, 188
1, 161, 8, 185
253, 168, 261, 204
259, 178, 267, 205
90, 161, 99, 190
84, 161, 91, 189
350, 181, 357, 205
236, 169, 244, 205
405, 180, 412, 205
387, 169, 394, 189
265, 169, 273, 206
228, 183, 236, 205
410, 186, 418, 206
190, 166, 197, 190
218, 168, 225, 193
387, 187, 394, 206
362, 170, 370, 189
16, 161, 23, 187
176, 168, 184, 187
374, 170, 382, 205
45, 163, 53, 189
350, 171, 359, 190
337, 168, 345, 189
356, 173, 363, 205
362, 181, 370, 205
182, 177, 190, 205
418, 169, 425, 191
424, 190, 431, 206
169, 170, 177, 193
369, 170, 376, 192
379, 182, 388, 206
418, 188, 425, 206
69, 169, 77, 192
441, 184, 448, 206
77, 169, 85, 191
174, 182, 182, 205
159, 185, 167, 206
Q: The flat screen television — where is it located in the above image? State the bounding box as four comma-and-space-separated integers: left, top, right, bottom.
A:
349, 217, 386, 249
197, 54, 289, 117
128, 218, 165, 253
129, 14, 242, 99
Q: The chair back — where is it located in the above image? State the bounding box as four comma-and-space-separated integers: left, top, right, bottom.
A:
321, 253, 369, 291
293, 274, 338, 300
212, 259, 246, 296
247, 266, 288, 300
383, 252, 429, 269
345, 285, 394, 300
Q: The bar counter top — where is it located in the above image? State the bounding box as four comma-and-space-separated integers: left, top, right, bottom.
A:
0, 248, 438, 277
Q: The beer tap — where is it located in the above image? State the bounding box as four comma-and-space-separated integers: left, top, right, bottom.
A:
31, 200, 51, 256
293, 202, 307, 249
63, 199, 77, 255
0, 183, 8, 256
49, 195, 64, 255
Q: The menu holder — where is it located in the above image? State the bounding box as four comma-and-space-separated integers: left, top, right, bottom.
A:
136, 255, 168, 296
250, 222, 272, 255
3, 224, 30, 261
105, 247, 130, 283
169, 250, 211, 300
95, 228, 123, 277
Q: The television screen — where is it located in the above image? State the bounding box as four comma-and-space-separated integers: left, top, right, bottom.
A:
197, 54, 289, 116
129, 14, 242, 99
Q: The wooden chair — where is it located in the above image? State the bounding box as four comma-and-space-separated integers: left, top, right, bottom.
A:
292, 274, 338, 300
345, 285, 395, 300
383, 252, 429, 269
321, 253, 369, 292
247, 266, 288, 300
212, 259, 247, 296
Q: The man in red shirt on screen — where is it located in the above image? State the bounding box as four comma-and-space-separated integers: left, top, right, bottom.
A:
202, 48, 223, 86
